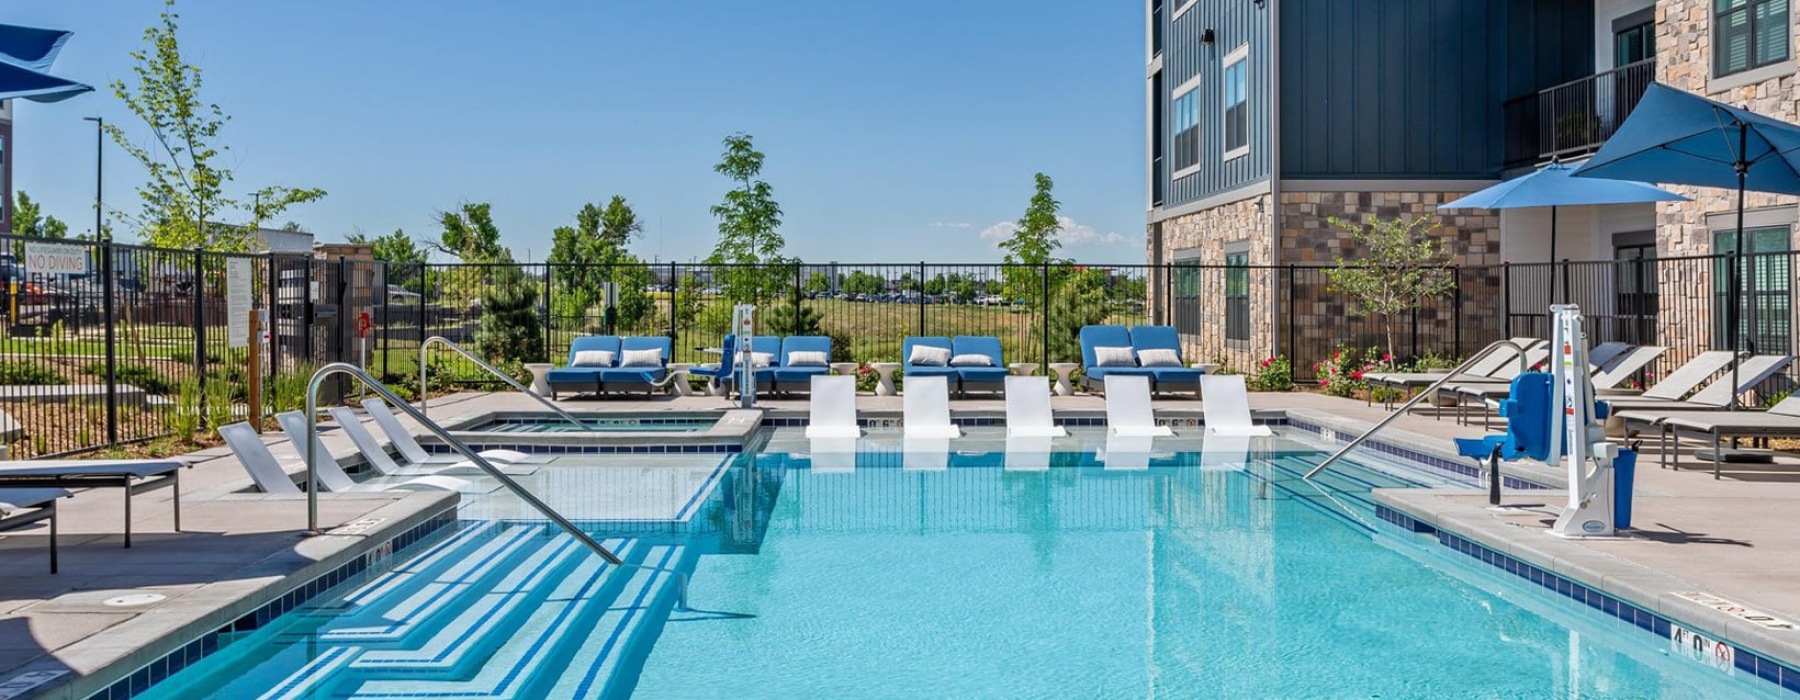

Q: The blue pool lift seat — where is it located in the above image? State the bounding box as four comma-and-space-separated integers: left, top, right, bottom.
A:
546, 336, 621, 398
690, 334, 737, 395
693, 335, 781, 397
1129, 325, 1205, 394
950, 335, 1010, 394
773, 336, 833, 394
1454, 373, 1612, 464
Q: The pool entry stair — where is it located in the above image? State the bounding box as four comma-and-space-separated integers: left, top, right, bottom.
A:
249, 523, 688, 700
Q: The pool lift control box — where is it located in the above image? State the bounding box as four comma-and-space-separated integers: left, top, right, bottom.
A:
733, 304, 757, 408
1454, 305, 1636, 538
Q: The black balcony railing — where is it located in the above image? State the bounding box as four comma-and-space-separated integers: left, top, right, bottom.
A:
1503, 59, 1655, 169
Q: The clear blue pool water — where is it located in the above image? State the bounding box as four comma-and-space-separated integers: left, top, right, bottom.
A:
135, 438, 1785, 699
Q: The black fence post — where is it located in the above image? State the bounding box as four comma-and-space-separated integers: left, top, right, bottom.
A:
917, 261, 926, 336
303, 259, 315, 369
668, 261, 678, 344
101, 239, 118, 445
1410, 293, 1419, 362
192, 247, 208, 428
1041, 262, 1051, 364
1453, 265, 1462, 359
796, 263, 805, 334
417, 263, 428, 351
335, 256, 349, 366
380, 262, 391, 375
541, 262, 553, 362
1502, 262, 1512, 338
1286, 265, 1296, 363
266, 255, 280, 391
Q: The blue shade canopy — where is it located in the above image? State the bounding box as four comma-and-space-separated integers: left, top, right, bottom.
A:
0, 24, 73, 73
1438, 162, 1688, 211
1570, 83, 1800, 194
0, 60, 91, 103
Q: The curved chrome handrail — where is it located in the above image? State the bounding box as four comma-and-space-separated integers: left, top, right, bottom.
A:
304, 363, 693, 608
418, 336, 584, 430
1302, 339, 1528, 480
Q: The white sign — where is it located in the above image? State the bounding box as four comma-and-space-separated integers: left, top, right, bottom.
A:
1671, 624, 1736, 674
226, 258, 253, 348
22, 241, 88, 276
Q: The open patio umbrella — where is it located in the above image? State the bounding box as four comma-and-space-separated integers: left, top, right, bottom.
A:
1439, 162, 1686, 304
0, 60, 90, 102
0, 24, 88, 102
1572, 82, 1800, 409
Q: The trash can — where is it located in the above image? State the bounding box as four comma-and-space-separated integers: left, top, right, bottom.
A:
1613, 449, 1638, 530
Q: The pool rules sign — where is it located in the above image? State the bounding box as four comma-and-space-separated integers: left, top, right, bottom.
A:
226, 258, 252, 348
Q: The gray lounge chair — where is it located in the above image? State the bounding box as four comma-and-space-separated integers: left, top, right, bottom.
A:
326, 407, 538, 477
1606, 354, 1793, 414
1627, 396, 1800, 477
0, 458, 186, 548
362, 399, 551, 465
1447, 344, 1667, 422
1364, 338, 1540, 391
0, 487, 67, 572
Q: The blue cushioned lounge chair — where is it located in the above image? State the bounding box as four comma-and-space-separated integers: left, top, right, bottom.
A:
1079, 325, 1152, 391
546, 336, 621, 398
596, 336, 672, 396
902, 337, 958, 391
774, 336, 832, 394
1129, 325, 1204, 395
950, 336, 1010, 394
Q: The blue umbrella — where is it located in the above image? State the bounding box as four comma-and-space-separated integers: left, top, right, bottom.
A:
0, 60, 91, 103
0, 24, 74, 73
1439, 162, 1686, 303
1572, 82, 1800, 410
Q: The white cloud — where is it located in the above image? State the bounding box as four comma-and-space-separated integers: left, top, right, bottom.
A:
929, 221, 972, 229
977, 216, 1127, 248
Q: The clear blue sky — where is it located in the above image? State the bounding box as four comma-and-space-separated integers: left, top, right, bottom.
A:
10, 0, 1146, 264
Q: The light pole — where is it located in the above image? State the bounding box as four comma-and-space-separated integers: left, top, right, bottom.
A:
84, 116, 117, 444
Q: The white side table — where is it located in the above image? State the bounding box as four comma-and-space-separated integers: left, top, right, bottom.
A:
667, 362, 695, 396
525, 363, 553, 396
870, 362, 902, 396
830, 362, 860, 376
1048, 362, 1081, 396
1008, 362, 1040, 377
1194, 362, 1222, 375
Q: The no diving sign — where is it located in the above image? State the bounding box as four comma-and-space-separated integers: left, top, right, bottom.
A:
22, 242, 88, 276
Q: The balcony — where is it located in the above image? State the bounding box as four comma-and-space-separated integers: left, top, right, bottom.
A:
1503, 59, 1655, 169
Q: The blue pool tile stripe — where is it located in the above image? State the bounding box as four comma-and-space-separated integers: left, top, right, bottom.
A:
426, 442, 741, 455
1285, 419, 1551, 491
1432, 530, 1800, 697
85, 510, 457, 700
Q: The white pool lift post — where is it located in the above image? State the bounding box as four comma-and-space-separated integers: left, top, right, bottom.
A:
1546, 305, 1625, 539
733, 304, 757, 409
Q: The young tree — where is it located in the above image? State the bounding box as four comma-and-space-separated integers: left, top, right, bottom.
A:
434, 202, 503, 262
12, 192, 68, 240
1324, 215, 1456, 362
804, 271, 831, 294
106, 0, 322, 250
708, 133, 791, 307
476, 248, 545, 367
1000, 173, 1068, 308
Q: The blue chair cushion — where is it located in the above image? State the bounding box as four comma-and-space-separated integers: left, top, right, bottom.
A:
1080, 325, 1133, 369
1147, 367, 1203, 383
546, 367, 604, 383
772, 366, 830, 383
1084, 366, 1154, 381
904, 365, 958, 378
597, 367, 667, 385
956, 366, 1010, 383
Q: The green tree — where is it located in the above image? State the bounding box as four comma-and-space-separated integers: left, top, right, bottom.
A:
349, 228, 428, 292
804, 271, 831, 294
999, 173, 1068, 309
105, 0, 323, 250
12, 192, 68, 240
434, 202, 503, 262
673, 273, 706, 330
548, 197, 655, 333
1324, 215, 1456, 361
707, 133, 791, 306
842, 270, 886, 296
476, 249, 544, 367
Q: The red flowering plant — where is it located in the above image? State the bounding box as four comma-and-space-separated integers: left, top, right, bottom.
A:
1246, 355, 1292, 391
1314, 346, 1396, 398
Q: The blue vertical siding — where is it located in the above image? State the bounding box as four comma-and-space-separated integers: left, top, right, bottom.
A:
1159, 0, 1274, 209
1276, 0, 1593, 180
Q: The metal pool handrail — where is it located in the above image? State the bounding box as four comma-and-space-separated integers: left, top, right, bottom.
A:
303, 363, 692, 608
418, 336, 584, 430
1302, 340, 1530, 481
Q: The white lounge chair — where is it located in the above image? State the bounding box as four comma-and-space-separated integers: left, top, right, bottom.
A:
902, 437, 951, 471
808, 437, 859, 473
1199, 375, 1273, 437
1004, 376, 1067, 437
327, 407, 537, 477
1004, 435, 1054, 471
361, 398, 551, 465
217, 422, 305, 494
1101, 434, 1155, 470
272, 412, 485, 494
903, 375, 961, 439
1104, 375, 1173, 437
805, 375, 862, 439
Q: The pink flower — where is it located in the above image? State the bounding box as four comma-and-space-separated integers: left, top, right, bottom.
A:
1350, 370, 1365, 380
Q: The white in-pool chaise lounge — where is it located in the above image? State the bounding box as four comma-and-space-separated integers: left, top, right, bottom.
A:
1104, 375, 1173, 438
266, 414, 487, 494
326, 406, 538, 477
1004, 375, 1068, 438
361, 398, 551, 465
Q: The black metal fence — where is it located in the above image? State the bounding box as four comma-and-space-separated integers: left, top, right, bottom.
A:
0, 232, 1793, 458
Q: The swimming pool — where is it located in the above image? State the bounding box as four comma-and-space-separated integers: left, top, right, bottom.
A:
132, 431, 1786, 699
453, 416, 715, 434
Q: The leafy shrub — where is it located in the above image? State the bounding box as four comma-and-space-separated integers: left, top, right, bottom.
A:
164, 380, 201, 438
0, 361, 67, 386
1313, 347, 1393, 398
83, 361, 175, 395
1246, 356, 1292, 392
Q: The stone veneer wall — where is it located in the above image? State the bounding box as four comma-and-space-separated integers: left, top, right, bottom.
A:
1276, 190, 1506, 374
1654, 0, 1800, 354
1150, 193, 1275, 372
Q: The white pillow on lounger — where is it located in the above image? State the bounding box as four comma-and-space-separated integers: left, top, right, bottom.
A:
572, 350, 615, 367
1094, 346, 1136, 367
787, 351, 829, 367
619, 348, 663, 367
950, 354, 993, 367
909, 345, 952, 366
1136, 348, 1182, 367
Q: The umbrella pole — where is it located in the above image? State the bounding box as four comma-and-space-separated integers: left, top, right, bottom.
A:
1729, 122, 1749, 411
1550, 206, 1560, 307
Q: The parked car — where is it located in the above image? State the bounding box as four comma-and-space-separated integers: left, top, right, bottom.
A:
974, 294, 1005, 306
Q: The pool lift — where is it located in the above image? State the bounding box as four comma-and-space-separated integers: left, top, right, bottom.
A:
733, 304, 757, 409
1452, 305, 1638, 538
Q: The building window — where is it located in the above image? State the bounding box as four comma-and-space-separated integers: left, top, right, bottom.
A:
1172, 85, 1200, 175
1614, 240, 1658, 346
1172, 253, 1201, 337
1225, 251, 1250, 342
1712, 227, 1791, 353
1615, 20, 1655, 66
1222, 47, 1249, 160
1715, 0, 1790, 77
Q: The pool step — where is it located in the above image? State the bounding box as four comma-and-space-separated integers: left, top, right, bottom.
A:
243, 524, 688, 700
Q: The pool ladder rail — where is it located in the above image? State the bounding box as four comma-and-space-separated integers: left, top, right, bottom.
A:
303, 362, 691, 609
417, 336, 585, 431
1303, 339, 1530, 481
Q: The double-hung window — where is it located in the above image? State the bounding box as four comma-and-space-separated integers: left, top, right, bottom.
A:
1172, 82, 1200, 175
1715, 0, 1790, 77
1712, 227, 1792, 353
1225, 251, 1250, 342
1222, 46, 1249, 160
